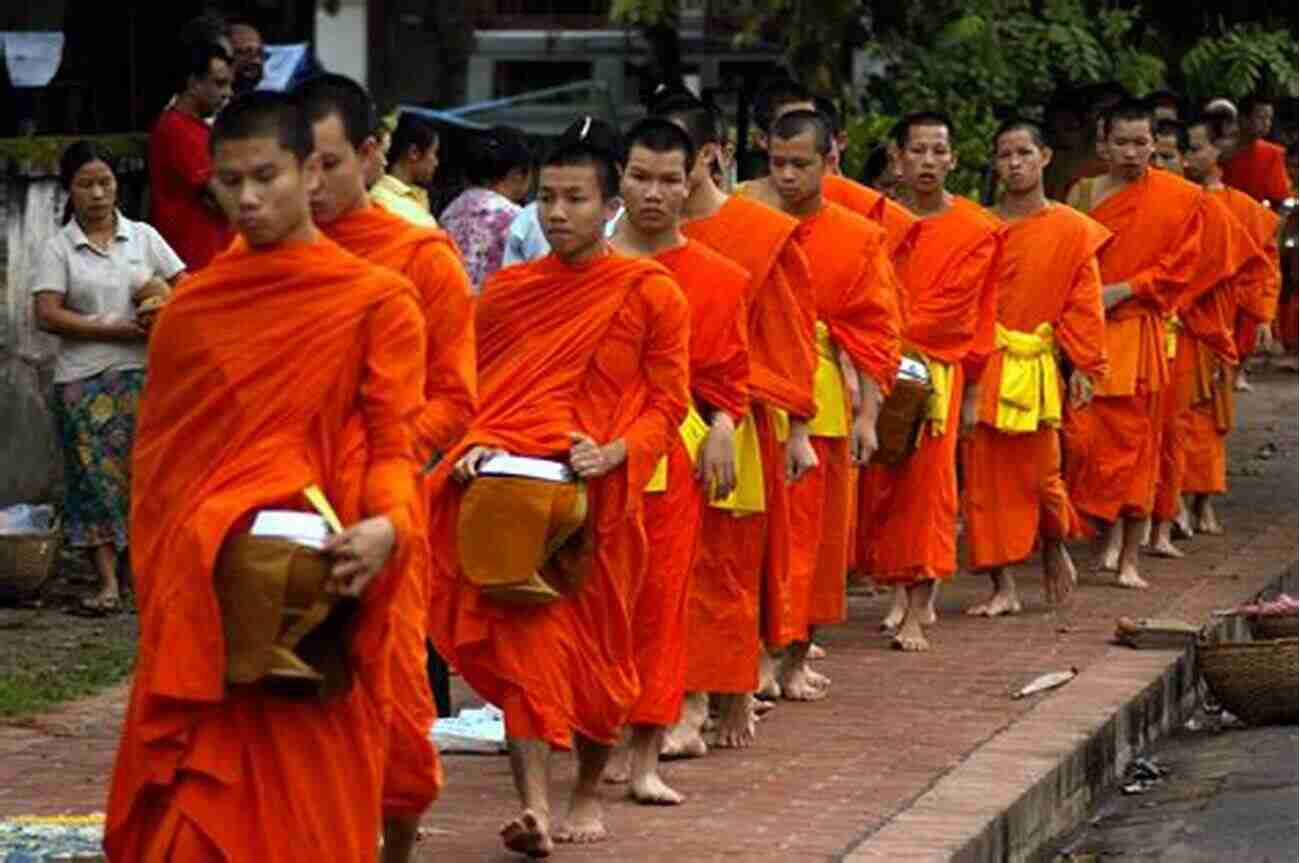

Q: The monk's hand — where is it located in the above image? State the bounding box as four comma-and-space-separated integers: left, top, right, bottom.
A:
838, 350, 862, 413
851, 377, 883, 466
1102, 282, 1134, 311
697, 413, 737, 500
568, 432, 625, 479
453, 446, 504, 484
785, 421, 819, 483
323, 515, 396, 597
1068, 370, 1095, 408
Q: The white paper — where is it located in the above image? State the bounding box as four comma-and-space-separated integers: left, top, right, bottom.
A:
479, 454, 574, 483
898, 356, 930, 383
250, 510, 330, 549
257, 43, 308, 92
1, 32, 65, 87
431, 704, 507, 754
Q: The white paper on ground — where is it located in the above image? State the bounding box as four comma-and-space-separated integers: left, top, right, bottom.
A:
249, 510, 330, 549
431, 704, 507, 754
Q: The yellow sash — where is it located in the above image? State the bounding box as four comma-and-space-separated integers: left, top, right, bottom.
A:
806, 321, 850, 438
646, 406, 711, 492
1164, 316, 1181, 359
923, 355, 954, 436
993, 322, 1062, 433
710, 412, 766, 515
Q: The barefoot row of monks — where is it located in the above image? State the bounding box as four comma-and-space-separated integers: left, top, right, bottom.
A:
103, 73, 1288, 861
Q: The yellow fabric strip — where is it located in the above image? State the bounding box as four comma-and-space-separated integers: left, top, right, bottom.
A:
806, 321, 850, 438
710, 411, 766, 515
646, 405, 711, 492
992, 322, 1062, 433
923, 355, 953, 436
303, 484, 344, 534
1164, 316, 1181, 359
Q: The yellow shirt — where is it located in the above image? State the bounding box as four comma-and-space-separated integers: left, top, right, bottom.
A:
371, 174, 437, 227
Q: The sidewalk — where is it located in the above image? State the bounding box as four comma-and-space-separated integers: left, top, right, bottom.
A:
1, 372, 1296, 863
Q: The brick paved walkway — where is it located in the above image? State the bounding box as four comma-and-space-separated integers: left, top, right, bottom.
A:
1, 373, 1296, 863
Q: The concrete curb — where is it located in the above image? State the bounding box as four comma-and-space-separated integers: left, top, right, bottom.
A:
842, 533, 1298, 863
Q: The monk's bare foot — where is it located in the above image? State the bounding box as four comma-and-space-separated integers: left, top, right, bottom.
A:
808, 642, 827, 660
965, 592, 1021, 617
1195, 500, 1224, 535
1098, 522, 1122, 572
1043, 544, 1077, 607
501, 809, 552, 858
1173, 504, 1195, 540
713, 693, 756, 748
553, 794, 607, 845
756, 650, 782, 701
779, 660, 830, 701
921, 584, 939, 626
890, 614, 930, 652
1234, 370, 1252, 392
752, 698, 775, 717
1115, 564, 1150, 590
601, 745, 630, 784
1144, 530, 1185, 559
881, 586, 907, 631
660, 693, 708, 759
629, 772, 684, 806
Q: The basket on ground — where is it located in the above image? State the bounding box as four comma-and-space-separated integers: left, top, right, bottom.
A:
0, 524, 62, 603
1248, 613, 1299, 641
1198, 637, 1298, 726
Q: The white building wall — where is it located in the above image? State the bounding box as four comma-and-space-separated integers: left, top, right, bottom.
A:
315, 0, 368, 88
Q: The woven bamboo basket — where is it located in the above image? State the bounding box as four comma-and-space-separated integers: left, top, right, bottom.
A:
1248, 614, 1300, 641
0, 521, 62, 603
1198, 637, 1298, 726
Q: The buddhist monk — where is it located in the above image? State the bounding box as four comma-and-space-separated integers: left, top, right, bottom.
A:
963, 119, 1110, 616
1151, 114, 1276, 549
739, 109, 902, 686
601, 117, 750, 803
295, 74, 476, 862
857, 111, 1002, 652
426, 131, 690, 856
653, 95, 818, 751
105, 91, 428, 862
1221, 95, 1294, 206
1061, 101, 1208, 588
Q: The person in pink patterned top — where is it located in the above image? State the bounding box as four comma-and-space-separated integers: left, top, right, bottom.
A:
441, 125, 534, 292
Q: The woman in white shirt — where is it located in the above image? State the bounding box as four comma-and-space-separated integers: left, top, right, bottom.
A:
33, 141, 186, 614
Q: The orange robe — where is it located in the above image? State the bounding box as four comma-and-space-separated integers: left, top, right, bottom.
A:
1211, 186, 1282, 359
426, 252, 689, 749
319, 204, 475, 818
963, 204, 1110, 571
1062, 170, 1206, 522
823, 173, 919, 257
681, 196, 816, 689
105, 235, 427, 862
633, 240, 750, 726
858, 197, 1002, 584
785, 202, 901, 638
1180, 193, 1270, 499
1221, 139, 1293, 205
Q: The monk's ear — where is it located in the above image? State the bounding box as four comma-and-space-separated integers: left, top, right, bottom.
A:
301, 150, 324, 195
1039, 144, 1054, 170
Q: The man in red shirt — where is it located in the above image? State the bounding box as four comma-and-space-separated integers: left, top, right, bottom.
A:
1220, 96, 1294, 207
149, 40, 234, 270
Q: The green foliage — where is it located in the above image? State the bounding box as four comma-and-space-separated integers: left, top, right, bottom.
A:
1180, 24, 1300, 103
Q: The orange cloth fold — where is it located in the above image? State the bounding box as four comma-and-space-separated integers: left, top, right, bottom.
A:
857, 198, 1002, 584
1221, 139, 1294, 204
106, 235, 427, 862
1212, 186, 1282, 358
632, 241, 749, 726
823, 173, 919, 257
320, 204, 474, 818
426, 252, 689, 749
966, 204, 1109, 570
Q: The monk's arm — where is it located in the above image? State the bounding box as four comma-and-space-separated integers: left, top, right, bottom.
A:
360, 293, 428, 551
693, 294, 751, 425
1058, 257, 1110, 382
409, 251, 477, 460
1114, 199, 1206, 313
831, 239, 903, 397
617, 278, 692, 482
779, 243, 820, 420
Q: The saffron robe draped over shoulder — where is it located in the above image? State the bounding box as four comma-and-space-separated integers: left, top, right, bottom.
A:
1221, 139, 1293, 205
426, 252, 690, 749
823, 173, 919, 257
964, 204, 1110, 571
682, 195, 817, 666
1062, 169, 1206, 522
1212, 186, 1283, 358
785, 202, 901, 638
319, 203, 476, 818
105, 235, 428, 863
858, 197, 1002, 584
637, 240, 750, 727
